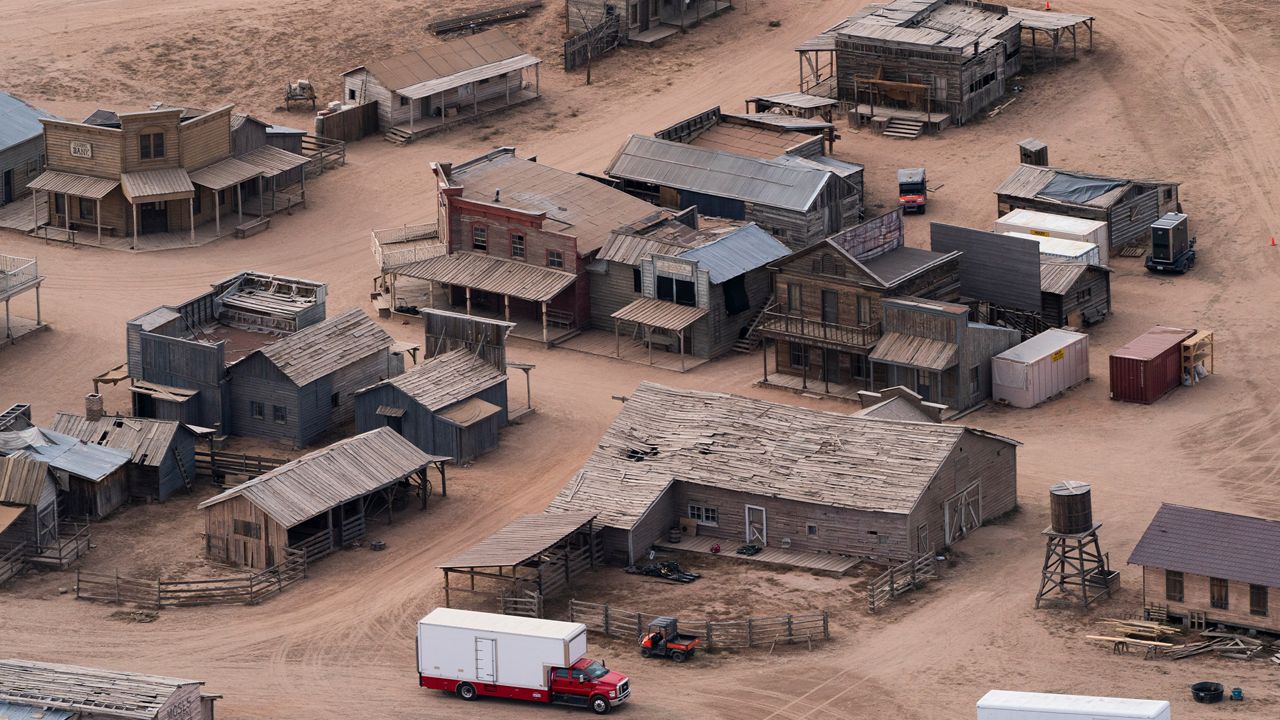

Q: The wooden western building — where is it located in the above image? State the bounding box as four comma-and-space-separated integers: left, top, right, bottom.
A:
51, 412, 198, 502
0, 453, 60, 575
0, 659, 219, 720
654, 105, 837, 157
869, 296, 1020, 412
1130, 504, 1280, 634
0, 92, 53, 207
606, 133, 863, 250
409, 148, 659, 345
758, 209, 961, 393
567, 0, 734, 39
594, 217, 789, 363
342, 30, 542, 145
354, 347, 509, 464
198, 427, 447, 569
547, 382, 1019, 565
0, 426, 130, 520
1038, 260, 1111, 328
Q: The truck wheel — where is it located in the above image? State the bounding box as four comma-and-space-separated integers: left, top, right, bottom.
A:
457, 683, 477, 701
590, 695, 611, 714
670, 650, 687, 663
640, 647, 652, 658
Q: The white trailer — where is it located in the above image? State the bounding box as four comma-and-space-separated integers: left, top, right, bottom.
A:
418, 608, 588, 690
1001, 231, 1102, 266
977, 690, 1171, 720
995, 208, 1111, 259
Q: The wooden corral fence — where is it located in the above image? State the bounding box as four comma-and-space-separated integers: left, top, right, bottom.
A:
500, 590, 544, 618
564, 16, 624, 72
867, 553, 937, 613
371, 223, 445, 272
75, 549, 306, 609
195, 449, 286, 482
0, 542, 28, 585
570, 600, 830, 650
25, 520, 92, 570
430, 1, 543, 34
538, 535, 603, 599
314, 102, 380, 144
301, 135, 347, 176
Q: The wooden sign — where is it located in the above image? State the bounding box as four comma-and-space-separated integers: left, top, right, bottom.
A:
70, 140, 92, 158
654, 257, 694, 278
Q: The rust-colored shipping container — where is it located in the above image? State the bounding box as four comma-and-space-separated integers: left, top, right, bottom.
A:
1109, 326, 1194, 404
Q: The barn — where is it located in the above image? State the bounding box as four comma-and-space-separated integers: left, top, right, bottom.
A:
547, 382, 1019, 565
354, 348, 509, 464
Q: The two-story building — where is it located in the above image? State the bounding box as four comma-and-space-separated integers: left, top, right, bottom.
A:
403, 148, 661, 345
758, 209, 961, 396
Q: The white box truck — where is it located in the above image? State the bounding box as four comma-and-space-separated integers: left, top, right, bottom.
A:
977, 690, 1171, 720
995, 208, 1111, 259
417, 608, 631, 714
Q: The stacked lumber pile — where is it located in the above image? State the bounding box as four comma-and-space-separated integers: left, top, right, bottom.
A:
1089, 619, 1275, 661
1164, 631, 1268, 661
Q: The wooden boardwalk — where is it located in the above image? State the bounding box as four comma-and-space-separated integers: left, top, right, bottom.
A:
758, 372, 865, 402
388, 91, 541, 144
655, 534, 861, 575
0, 195, 42, 234
558, 329, 710, 373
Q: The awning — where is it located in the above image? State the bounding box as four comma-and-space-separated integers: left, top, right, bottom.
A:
437, 397, 502, 428
28, 171, 118, 199
0, 504, 25, 535
189, 157, 263, 190
376, 405, 407, 418
398, 54, 540, 100
238, 145, 311, 177
397, 252, 576, 303
121, 168, 194, 203
612, 297, 708, 331
129, 381, 198, 403
869, 332, 958, 371
439, 511, 597, 569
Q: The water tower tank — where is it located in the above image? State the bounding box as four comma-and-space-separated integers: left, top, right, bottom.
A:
1049, 481, 1093, 534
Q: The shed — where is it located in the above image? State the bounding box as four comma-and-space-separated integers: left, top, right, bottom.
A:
991, 329, 1089, 408
0, 658, 217, 720
547, 382, 1019, 564
1109, 326, 1194, 404
50, 413, 196, 501
0, 427, 130, 520
198, 427, 447, 568
438, 512, 598, 606
1129, 504, 1280, 633
354, 348, 509, 463
0, 453, 59, 556
0, 92, 55, 206
1039, 260, 1111, 327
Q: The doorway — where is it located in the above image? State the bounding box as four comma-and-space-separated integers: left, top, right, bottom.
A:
745, 505, 767, 546
139, 202, 168, 233
474, 637, 497, 683
639, 0, 651, 30
943, 482, 981, 545
2, 169, 12, 204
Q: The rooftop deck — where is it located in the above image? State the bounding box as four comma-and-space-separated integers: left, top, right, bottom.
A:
654, 533, 861, 575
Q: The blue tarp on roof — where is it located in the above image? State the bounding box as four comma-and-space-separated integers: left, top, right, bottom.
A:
0, 92, 54, 150
0, 427, 129, 482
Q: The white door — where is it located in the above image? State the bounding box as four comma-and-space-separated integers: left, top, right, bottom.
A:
745, 505, 767, 546
474, 637, 496, 683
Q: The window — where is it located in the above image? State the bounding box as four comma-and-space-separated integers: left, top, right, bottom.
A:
628, 3, 638, 25
554, 669, 570, 680
472, 225, 488, 251
348, 88, 357, 101
786, 283, 801, 313
818, 253, 842, 277
1076, 287, 1092, 303
25, 157, 39, 176
249, 401, 264, 419
969, 365, 980, 389
1164, 188, 1173, 202
1210, 577, 1229, 610
806, 523, 818, 536
656, 276, 695, 306
546, 249, 564, 269
272, 405, 288, 425
723, 275, 749, 315
1165, 570, 1184, 602
632, 267, 642, 293
139, 132, 165, 160
511, 233, 525, 259
78, 198, 95, 221
1251, 584, 1268, 617
789, 343, 807, 369
856, 295, 871, 324
399, 95, 409, 106
331, 392, 341, 408
967, 71, 998, 94
233, 519, 261, 539
821, 289, 838, 324
54, 193, 65, 216
688, 504, 718, 526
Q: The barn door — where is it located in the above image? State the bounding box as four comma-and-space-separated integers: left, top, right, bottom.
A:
943, 483, 981, 545
474, 637, 497, 683
745, 505, 767, 546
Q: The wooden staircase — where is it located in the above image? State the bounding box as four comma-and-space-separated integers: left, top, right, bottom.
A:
384, 127, 413, 145
883, 118, 925, 139
732, 297, 773, 353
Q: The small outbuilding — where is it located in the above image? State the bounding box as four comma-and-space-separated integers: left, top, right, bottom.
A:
0, 453, 60, 571
1129, 504, 1280, 633
0, 426, 130, 520
198, 427, 447, 569
354, 348, 509, 464
991, 328, 1089, 408
50, 412, 197, 501
1039, 260, 1111, 328
0, 658, 218, 720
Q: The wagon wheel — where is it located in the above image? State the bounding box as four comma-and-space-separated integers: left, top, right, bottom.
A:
418, 476, 433, 510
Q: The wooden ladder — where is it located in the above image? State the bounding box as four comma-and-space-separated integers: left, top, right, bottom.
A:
173, 447, 194, 492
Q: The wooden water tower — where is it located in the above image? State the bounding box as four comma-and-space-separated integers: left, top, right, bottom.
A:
1019, 138, 1049, 166
1034, 481, 1118, 608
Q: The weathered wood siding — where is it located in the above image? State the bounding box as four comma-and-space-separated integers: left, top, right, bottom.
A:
42, 120, 123, 178
931, 222, 1041, 312
1106, 189, 1162, 254
354, 379, 508, 463
155, 429, 196, 501
134, 331, 228, 430
180, 107, 233, 170
697, 266, 772, 358
156, 683, 209, 720
906, 430, 1017, 555
204, 493, 290, 569
959, 322, 1021, 408
625, 481, 677, 564
0, 136, 44, 204
63, 467, 129, 520
1043, 268, 1110, 327
232, 118, 269, 156
588, 260, 642, 330
1143, 566, 1280, 634
567, 0, 620, 33
226, 352, 302, 445
120, 111, 182, 173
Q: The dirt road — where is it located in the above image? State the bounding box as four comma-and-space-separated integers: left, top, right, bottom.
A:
2, 0, 1280, 717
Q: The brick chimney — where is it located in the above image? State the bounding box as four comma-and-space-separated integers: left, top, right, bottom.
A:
85, 393, 104, 422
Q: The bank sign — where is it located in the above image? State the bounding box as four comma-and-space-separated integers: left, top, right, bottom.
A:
70, 141, 92, 158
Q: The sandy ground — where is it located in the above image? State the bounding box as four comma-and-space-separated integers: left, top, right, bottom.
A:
3, 0, 1280, 717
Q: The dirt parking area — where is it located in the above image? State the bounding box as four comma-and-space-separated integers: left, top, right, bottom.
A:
3, 0, 1280, 718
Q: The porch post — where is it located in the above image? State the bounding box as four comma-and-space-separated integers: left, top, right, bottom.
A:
614, 318, 620, 357
428, 280, 435, 309
236, 183, 243, 225
132, 202, 139, 251
31, 191, 38, 233
541, 301, 549, 345
258, 176, 265, 218
301, 171, 307, 210
679, 329, 685, 371
189, 197, 195, 244
64, 194, 70, 236
801, 346, 809, 390
464, 286, 472, 315
762, 341, 769, 382
504, 294, 510, 322
35, 285, 41, 326
410, 95, 415, 132
646, 325, 653, 365
214, 188, 221, 237
96, 198, 102, 245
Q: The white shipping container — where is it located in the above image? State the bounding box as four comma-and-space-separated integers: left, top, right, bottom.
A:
977, 690, 1171, 719
417, 608, 589, 691
991, 329, 1089, 408
995, 208, 1111, 259
1001, 232, 1102, 266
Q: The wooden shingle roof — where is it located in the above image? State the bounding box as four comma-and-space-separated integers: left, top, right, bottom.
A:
50, 414, 186, 468
253, 308, 393, 387
0, 659, 204, 720
374, 348, 506, 412
439, 512, 598, 569
1128, 504, 1280, 589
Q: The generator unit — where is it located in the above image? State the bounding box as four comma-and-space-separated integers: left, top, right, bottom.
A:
1146, 212, 1195, 273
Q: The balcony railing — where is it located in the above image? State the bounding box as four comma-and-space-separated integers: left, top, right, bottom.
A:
758, 306, 881, 348
0, 255, 39, 299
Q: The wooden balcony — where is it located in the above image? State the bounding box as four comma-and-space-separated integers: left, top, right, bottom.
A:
757, 307, 881, 350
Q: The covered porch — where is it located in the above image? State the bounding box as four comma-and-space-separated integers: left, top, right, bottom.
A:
121, 168, 196, 250
26, 170, 119, 246
188, 156, 264, 239
1, 253, 44, 346
236, 144, 312, 217
610, 297, 707, 372
658, 0, 734, 29
868, 332, 959, 407
654, 533, 860, 576
390, 58, 542, 144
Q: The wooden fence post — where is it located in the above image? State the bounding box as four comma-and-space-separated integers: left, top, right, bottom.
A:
746, 618, 754, 647
705, 621, 713, 650
636, 613, 643, 641
570, 600, 576, 623
114, 571, 121, 604
823, 611, 830, 640
603, 604, 610, 636
75, 569, 80, 599
248, 573, 256, 603
786, 614, 794, 643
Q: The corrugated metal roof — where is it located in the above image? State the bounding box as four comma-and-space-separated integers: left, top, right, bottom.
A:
0, 428, 129, 482
372, 347, 506, 412
254, 308, 393, 387
397, 251, 577, 303
400, 54, 539, 100
0, 659, 202, 720
679, 223, 789, 283
352, 29, 528, 92
1128, 504, 1280, 588
188, 157, 262, 190
439, 512, 598, 568
197, 428, 441, 527
744, 92, 838, 109
770, 152, 863, 179
120, 168, 194, 202
27, 171, 119, 200
50, 413, 186, 468
0, 92, 53, 150
869, 332, 958, 371
1039, 261, 1088, 294
606, 134, 831, 212
0, 701, 76, 720
237, 144, 310, 176
862, 246, 956, 287
0, 453, 50, 506
1112, 326, 1194, 362
437, 397, 503, 428
996, 328, 1087, 364
612, 297, 708, 331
